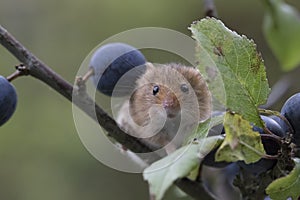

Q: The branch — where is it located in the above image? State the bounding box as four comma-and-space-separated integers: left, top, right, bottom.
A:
203, 0, 218, 18
0, 25, 154, 155
0, 25, 215, 200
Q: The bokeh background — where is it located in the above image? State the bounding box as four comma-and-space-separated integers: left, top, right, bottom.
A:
1, 0, 300, 199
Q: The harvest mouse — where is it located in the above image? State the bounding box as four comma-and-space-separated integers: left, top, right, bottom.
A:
117, 62, 212, 155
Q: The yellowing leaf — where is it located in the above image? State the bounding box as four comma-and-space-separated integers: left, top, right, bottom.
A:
216, 112, 266, 164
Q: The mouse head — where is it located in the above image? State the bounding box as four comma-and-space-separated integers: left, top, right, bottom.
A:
129, 63, 211, 127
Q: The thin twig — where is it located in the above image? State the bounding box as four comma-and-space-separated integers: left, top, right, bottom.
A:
203, 0, 218, 18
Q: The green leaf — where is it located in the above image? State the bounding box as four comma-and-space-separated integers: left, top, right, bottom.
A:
143, 135, 223, 200
190, 18, 270, 127
216, 112, 265, 164
266, 158, 300, 200
184, 113, 225, 144
263, 0, 300, 71
165, 185, 189, 199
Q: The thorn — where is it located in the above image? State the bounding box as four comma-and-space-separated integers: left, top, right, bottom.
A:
6, 63, 30, 82
16, 63, 30, 75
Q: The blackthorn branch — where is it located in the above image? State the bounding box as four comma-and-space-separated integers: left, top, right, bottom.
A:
0, 25, 215, 200
0, 25, 156, 154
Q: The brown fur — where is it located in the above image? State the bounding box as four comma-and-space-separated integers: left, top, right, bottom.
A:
117, 63, 211, 151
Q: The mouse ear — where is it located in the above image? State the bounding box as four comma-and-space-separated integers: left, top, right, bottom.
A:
145, 62, 155, 70
88, 43, 147, 97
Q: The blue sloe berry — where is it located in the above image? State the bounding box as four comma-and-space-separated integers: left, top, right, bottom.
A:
89, 43, 146, 96
0, 76, 17, 126
253, 115, 285, 138
281, 93, 300, 146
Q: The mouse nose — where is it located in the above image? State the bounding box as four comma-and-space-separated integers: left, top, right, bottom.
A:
163, 95, 180, 118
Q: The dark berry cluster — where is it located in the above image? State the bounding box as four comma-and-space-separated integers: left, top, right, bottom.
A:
203, 93, 300, 175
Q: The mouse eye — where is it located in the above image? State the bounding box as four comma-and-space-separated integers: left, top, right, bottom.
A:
153, 85, 160, 95
180, 84, 189, 93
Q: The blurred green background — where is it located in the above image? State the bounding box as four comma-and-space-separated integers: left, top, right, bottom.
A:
1, 0, 300, 199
